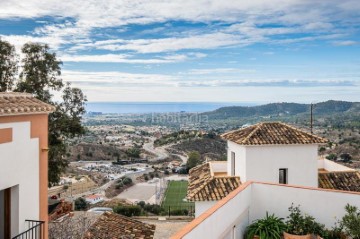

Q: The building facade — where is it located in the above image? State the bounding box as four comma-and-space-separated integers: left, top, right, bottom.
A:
0, 93, 54, 239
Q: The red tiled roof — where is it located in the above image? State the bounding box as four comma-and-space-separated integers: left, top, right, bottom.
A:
221, 122, 327, 145
83, 212, 155, 239
0, 92, 55, 116
319, 171, 360, 192
187, 163, 241, 201
86, 195, 102, 199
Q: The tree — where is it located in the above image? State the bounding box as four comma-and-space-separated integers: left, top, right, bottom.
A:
340, 153, 352, 163
341, 204, 360, 239
17, 43, 63, 102
0, 42, 87, 186
126, 147, 141, 158
0, 39, 18, 91
186, 151, 201, 170
326, 153, 337, 161
74, 197, 89, 211
318, 146, 326, 155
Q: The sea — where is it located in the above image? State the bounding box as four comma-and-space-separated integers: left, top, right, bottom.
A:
86, 102, 258, 114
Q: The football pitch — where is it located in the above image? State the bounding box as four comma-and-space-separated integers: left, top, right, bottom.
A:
161, 180, 194, 210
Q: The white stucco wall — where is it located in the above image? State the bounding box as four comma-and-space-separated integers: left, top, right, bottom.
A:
244, 144, 318, 187
250, 183, 360, 228
195, 201, 217, 217
0, 122, 39, 237
210, 162, 227, 174
183, 185, 252, 239
227, 141, 246, 180
181, 183, 360, 239
318, 159, 354, 172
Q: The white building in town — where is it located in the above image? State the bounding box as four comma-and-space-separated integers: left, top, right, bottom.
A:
177, 122, 360, 239
85, 194, 104, 204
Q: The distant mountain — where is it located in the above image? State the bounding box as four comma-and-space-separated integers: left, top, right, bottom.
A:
202, 100, 360, 121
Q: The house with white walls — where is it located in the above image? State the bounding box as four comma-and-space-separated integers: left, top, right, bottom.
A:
178, 122, 360, 239
85, 194, 104, 204
0, 93, 54, 239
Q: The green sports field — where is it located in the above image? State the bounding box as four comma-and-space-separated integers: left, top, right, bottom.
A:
161, 180, 194, 211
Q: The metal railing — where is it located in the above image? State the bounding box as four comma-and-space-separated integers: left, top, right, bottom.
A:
12, 220, 45, 239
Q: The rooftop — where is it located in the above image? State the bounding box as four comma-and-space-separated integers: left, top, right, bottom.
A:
85, 194, 103, 199
319, 171, 360, 192
221, 122, 328, 145
187, 162, 241, 201
0, 92, 55, 116
83, 212, 156, 239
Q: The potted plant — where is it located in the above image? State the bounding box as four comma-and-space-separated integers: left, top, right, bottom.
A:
285, 204, 325, 239
246, 212, 286, 239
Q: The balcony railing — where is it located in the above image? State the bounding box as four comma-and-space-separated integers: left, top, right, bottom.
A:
12, 220, 45, 239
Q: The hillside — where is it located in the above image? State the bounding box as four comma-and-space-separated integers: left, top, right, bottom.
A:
204, 100, 359, 119
202, 100, 360, 128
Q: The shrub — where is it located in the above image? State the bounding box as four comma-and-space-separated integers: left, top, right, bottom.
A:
74, 197, 88, 211
170, 209, 189, 216
246, 212, 286, 239
115, 182, 124, 189
137, 201, 146, 208
122, 177, 132, 185
114, 205, 141, 217
143, 204, 163, 215
286, 204, 325, 236
341, 204, 360, 239
326, 153, 337, 161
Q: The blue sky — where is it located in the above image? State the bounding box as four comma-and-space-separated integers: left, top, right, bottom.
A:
0, 0, 359, 102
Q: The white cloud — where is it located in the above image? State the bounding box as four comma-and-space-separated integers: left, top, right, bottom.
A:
332, 40, 358, 46
1, 0, 358, 54
74, 32, 243, 53
59, 52, 205, 63
185, 68, 256, 75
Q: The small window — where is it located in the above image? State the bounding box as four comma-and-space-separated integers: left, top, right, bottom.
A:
279, 168, 288, 184
231, 152, 235, 176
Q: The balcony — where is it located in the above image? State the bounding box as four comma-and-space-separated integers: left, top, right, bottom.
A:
12, 220, 45, 239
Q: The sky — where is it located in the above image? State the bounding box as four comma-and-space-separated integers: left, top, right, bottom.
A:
0, 0, 360, 103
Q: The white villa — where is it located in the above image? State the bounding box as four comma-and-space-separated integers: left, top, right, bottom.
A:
173, 122, 360, 239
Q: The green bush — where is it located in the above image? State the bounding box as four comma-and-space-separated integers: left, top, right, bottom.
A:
342, 204, 360, 239
74, 197, 88, 211
144, 204, 163, 215
122, 177, 132, 185
137, 201, 146, 208
286, 204, 325, 236
115, 182, 124, 189
114, 205, 141, 217
246, 212, 286, 239
170, 209, 189, 216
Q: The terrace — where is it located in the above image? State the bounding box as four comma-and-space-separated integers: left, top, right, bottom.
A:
172, 181, 360, 239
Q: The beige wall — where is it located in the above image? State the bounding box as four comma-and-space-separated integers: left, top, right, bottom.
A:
0, 114, 49, 239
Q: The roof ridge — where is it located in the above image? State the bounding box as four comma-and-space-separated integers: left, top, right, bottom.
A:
0, 92, 33, 97
278, 122, 327, 142
241, 122, 263, 144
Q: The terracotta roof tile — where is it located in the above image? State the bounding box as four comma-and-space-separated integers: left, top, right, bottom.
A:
221, 122, 327, 145
0, 92, 55, 116
319, 171, 360, 192
83, 212, 155, 239
187, 163, 241, 201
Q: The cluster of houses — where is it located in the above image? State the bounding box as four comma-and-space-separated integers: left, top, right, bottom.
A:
1, 92, 360, 239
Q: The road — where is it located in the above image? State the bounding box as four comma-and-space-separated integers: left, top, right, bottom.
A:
64, 167, 153, 201
143, 137, 188, 163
